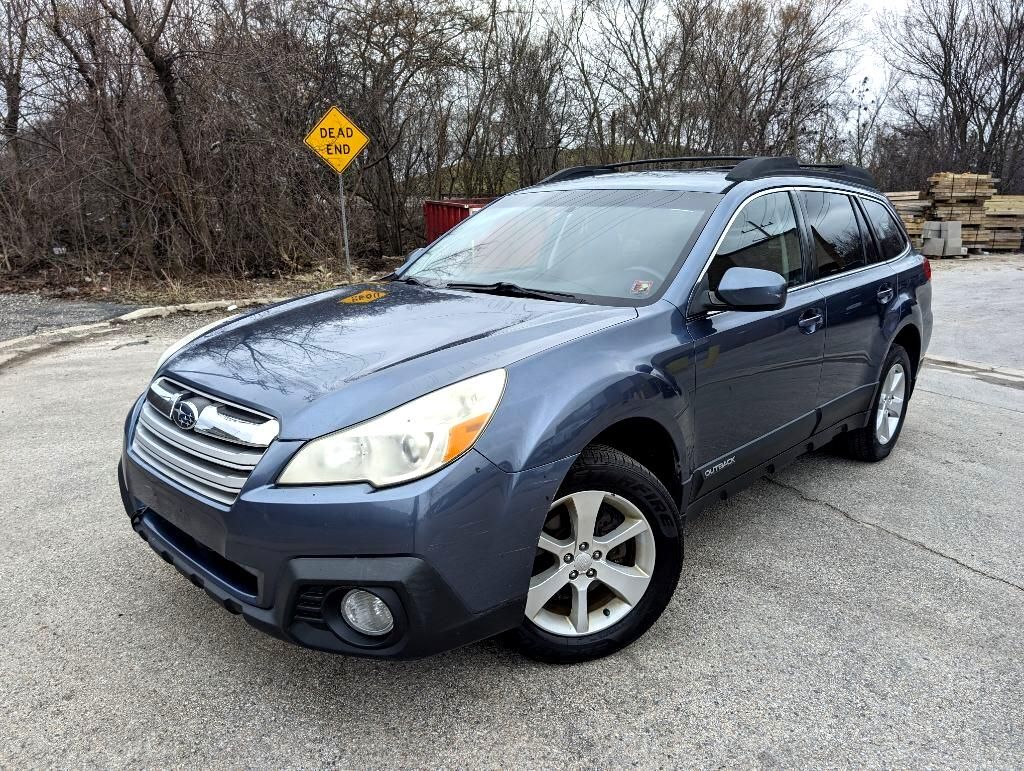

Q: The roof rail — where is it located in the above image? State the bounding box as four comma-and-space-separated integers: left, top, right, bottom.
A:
539, 156, 750, 185
726, 156, 876, 188
539, 165, 617, 185
606, 155, 751, 169
538, 155, 877, 189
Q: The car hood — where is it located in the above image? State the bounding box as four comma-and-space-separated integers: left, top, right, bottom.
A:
161, 282, 636, 439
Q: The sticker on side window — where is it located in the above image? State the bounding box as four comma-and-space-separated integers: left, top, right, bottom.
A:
630, 280, 653, 296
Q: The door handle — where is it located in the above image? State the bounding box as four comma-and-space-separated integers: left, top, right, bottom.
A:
877, 284, 895, 304
798, 309, 824, 333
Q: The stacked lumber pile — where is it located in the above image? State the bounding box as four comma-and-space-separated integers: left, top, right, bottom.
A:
885, 191, 930, 247
983, 196, 1024, 252
928, 172, 997, 251
886, 172, 1022, 256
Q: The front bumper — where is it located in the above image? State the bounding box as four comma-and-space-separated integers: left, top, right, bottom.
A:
120, 397, 573, 659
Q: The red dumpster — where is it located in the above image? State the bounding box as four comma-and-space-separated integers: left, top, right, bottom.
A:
424, 198, 496, 242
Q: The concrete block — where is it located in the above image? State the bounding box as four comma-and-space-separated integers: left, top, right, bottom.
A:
940, 221, 962, 239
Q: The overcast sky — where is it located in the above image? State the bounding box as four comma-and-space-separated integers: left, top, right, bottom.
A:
853, 0, 911, 87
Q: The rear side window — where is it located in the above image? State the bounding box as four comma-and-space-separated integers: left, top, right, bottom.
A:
862, 199, 909, 260
797, 191, 865, 277
853, 202, 881, 264
707, 191, 803, 290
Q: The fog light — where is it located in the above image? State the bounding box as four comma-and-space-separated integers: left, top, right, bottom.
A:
340, 589, 394, 636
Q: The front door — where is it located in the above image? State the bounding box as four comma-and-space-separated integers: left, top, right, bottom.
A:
686, 190, 825, 495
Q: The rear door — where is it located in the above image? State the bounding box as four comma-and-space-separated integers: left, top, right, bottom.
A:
795, 190, 898, 427
686, 190, 825, 494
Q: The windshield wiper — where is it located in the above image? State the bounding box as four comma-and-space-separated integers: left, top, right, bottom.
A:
390, 275, 434, 287
443, 281, 583, 303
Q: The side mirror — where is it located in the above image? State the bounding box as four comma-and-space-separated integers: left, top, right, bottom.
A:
713, 267, 787, 311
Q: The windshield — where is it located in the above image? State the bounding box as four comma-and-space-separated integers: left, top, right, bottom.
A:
404, 188, 722, 304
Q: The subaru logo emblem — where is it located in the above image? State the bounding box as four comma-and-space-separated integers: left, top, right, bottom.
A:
172, 400, 199, 431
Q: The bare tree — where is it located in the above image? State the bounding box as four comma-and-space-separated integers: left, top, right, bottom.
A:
882, 0, 1024, 187
0, 0, 33, 269
847, 73, 899, 167
1, 0, 1019, 285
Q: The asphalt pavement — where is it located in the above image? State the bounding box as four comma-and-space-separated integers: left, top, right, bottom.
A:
0, 293, 138, 342
928, 253, 1024, 370
1, 271, 1023, 767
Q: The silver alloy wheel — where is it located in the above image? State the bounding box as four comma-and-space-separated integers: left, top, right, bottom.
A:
875, 362, 907, 445
526, 490, 656, 637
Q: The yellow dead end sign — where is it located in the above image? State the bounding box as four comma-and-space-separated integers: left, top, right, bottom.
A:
304, 106, 370, 173
340, 289, 387, 304
304, 106, 370, 278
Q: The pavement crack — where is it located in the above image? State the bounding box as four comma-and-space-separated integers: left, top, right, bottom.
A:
111, 339, 149, 350
764, 476, 1024, 593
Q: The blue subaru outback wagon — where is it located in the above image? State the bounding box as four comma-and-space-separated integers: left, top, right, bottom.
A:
119, 156, 932, 663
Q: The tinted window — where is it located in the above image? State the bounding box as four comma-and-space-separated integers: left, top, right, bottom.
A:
798, 191, 865, 277
708, 191, 802, 290
862, 199, 909, 260
407, 188, 721, 303
853, 201, 881, 264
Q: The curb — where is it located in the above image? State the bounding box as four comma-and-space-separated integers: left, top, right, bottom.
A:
0, 320, 119, 353
923, 355, 1024, 381
113, 297, 287, 323
0, 296, 286, 370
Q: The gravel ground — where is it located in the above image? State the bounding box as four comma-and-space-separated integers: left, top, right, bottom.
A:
0, 293, 137, 341
0, 315, 1022, 767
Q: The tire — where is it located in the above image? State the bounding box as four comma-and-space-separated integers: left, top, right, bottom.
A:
844, 344, 913, 462
510, 444, 683, 664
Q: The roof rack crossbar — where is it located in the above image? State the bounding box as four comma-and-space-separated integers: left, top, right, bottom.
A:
726, 156, 876, 188
538, 155, 751, 185
539, 155, 877, 189
538, 165, 618, 185
605, 155, 751, 170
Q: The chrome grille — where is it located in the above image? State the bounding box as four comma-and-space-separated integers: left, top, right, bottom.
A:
131, 378, 279, 505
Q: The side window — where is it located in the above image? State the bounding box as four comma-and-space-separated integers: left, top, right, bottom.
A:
797, 191, 866, 278
862, 199, 910, 260
854, 201, 881, 264
707, 191, 803, 290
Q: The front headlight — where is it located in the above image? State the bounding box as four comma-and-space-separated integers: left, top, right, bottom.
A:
155, 314, 239, 371
279, 369, 507, 487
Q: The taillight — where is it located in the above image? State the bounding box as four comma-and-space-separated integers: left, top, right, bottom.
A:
922, 257, 932, 282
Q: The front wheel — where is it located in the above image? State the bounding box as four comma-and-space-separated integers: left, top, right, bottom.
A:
844, 344, 913, 462
510, 444, 682, 664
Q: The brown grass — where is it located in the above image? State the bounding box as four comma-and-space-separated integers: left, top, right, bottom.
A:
0, 262, 402, 305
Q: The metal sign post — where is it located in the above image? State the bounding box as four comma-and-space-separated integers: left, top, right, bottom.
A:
338, 172, 352, 277
303, 106, 370, 280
